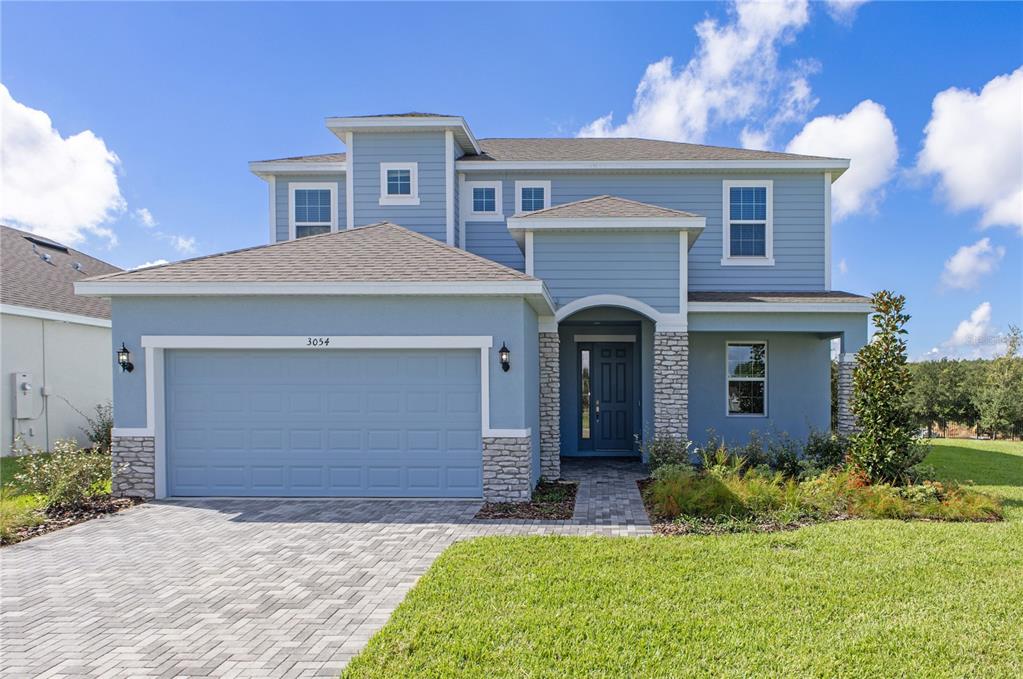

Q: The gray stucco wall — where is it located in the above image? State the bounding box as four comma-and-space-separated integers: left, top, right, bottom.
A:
688, 331, 831, 447
110, 296, 536, 433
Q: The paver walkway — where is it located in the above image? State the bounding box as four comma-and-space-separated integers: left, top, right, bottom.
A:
0, 458, 649, 678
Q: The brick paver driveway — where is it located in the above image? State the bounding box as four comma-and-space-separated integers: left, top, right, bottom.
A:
0, 459, 648, 678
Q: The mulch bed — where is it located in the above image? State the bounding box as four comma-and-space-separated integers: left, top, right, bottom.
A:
475, 480, 579, 520
1, 496, 144, 546
636, 478, 847, 536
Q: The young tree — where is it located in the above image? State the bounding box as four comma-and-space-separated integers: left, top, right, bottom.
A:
907, 360, 942, 436
848, 290, 925, 482
976, 325, 1023, 438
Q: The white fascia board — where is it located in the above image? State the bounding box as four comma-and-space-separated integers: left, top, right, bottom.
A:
141, 335, 495, 350
0, 304, 111, 328
325, 116, 481, 154
457, 159, 850, 172
76, 279, 548, 297
506, 216, 706, 230
249, 161, 346, 176
688, 302, 872, 314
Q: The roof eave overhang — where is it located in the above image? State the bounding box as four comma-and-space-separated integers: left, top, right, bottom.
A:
248, 161, 347, 180
75, 280, 555, 314
688, 301, 872, 314
325, 116, 481, 155
457, 159, 849, 178
506, 216, 706, 248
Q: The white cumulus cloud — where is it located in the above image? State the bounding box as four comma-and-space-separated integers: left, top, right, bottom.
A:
786, 100, 899, 220
131, 259, 169, 270
942, 301, 1005, 358
825, 0, 869, 24
134, 208, 156, 228
917, 67, 1023, 234
165, 234, 196, 255
0, 84, 124, 245
578, 0, 814, 147
940, 238, 1006, 290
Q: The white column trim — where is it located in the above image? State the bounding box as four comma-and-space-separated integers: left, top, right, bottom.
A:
445, 130, 455, 246
457, 172, 467, 249
679, 231, 688, 325
824, 171, 832, 291
525, 231, 534, 276
345, 131, 355, 229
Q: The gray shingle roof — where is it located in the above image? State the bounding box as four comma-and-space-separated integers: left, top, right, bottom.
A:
1, 225, 121, 319
515, 195, 698, 220
689, 291, 870, 304
85, 223, 534, 284
331, 112, 456, 119
252, 152, 346, 164
462, 137, 845, 162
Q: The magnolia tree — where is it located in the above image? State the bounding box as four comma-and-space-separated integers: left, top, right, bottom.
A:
848, 290, 925, 483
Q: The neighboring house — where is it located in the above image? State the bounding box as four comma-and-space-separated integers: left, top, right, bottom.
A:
2, 225, 122, 455
76, 113, 870, 502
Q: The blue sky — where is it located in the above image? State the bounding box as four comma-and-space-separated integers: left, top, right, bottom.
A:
2, 1, 1020, 359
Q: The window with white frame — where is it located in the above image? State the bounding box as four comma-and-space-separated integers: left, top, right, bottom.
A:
379, 162, 420, 205
515, 180, 551, 214
289, 183, 337, 239
463, 180, 504, 221
726, 341, 767, 416
722, 180, 773, 265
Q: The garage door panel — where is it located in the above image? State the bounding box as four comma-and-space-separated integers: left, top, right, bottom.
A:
166, 349, 483, 497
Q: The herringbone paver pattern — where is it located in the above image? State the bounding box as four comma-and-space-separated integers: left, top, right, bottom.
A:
0, 459, 649, 678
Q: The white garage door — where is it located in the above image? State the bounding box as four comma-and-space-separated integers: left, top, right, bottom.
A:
165, 349, 483, 497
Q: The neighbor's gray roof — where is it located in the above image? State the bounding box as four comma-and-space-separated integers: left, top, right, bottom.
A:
85, 223, 535, 284
515, 195, 698, 220
1, 225, 121, 319
257, 136, 845, 165
331, 112, 457, 119
253, 152, 346, 164
688, 291, 870, 304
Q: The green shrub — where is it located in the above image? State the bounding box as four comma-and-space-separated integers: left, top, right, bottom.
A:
81, 402, 114, 453
644, 436, 692, 473
735, 431, 769, 468
804, 429, 848, 469
646, 467, 746, 519
766, 435, 802, 478
13, 438, 112, 511
650, 463, 695, 482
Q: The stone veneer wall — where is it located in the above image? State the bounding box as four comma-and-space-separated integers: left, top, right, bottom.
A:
653, 331, 689, 440
482, 435, 532, 503
836, 356, 857, 436
112, 435, 156, 499
538, 332, 561, 480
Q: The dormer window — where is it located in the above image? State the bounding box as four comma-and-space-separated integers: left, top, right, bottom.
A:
289, 183, 337, 239
379, 162, 420, 205
515, 180, 551, 214
721, 180, 774, 266
463, 180, 504, 221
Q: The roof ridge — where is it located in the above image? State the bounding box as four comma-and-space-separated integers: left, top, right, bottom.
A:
515, 194, 697, 219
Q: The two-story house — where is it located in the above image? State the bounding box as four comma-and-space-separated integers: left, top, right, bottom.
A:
76, 113, 870, 502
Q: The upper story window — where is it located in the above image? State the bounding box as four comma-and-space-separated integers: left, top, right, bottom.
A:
515, 180, 551, 214
726, 341, 767, 416
722, 180, 774, 266
379, 162, 420, 206
289, 182, 337, 239
463, 180, 504, 221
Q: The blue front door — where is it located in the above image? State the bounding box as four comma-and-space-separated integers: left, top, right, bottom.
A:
587, 342, 635, 452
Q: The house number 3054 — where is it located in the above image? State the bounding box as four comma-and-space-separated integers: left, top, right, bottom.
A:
306, 337, 330, 347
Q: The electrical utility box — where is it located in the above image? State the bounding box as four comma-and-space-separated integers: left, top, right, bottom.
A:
12, 372, 34, 419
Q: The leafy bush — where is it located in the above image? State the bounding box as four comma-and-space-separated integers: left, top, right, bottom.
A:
766, 435, 802, 478
650, 463, 695, 482
81, 402, 114, 452
804, 430, 848, 469
647, 466, 744, 518
644, 436, 693, 473
848, 291, 926, 483
13, 438, 112, 511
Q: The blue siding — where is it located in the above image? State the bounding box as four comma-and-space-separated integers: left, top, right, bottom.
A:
351, 131, 447, 241
273, 174, 346, 243
533, 230, 681, 313
688, 332, 831, 446
462, 171, 827, 290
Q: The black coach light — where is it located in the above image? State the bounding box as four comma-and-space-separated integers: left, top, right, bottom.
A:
499, 342, 511, 372
116, 342, 134, 373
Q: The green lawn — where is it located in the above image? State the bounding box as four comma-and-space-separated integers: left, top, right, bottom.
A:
343, 439, 1023, 678
0, 454, 46, 543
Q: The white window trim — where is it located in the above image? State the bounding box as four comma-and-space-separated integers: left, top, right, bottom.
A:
721, 179, 774, 266
379, 162, 420, 206
288, 182, 338, 240
462, 180, 504, 222
725, 340, 768, 418
514, 180, 551, 214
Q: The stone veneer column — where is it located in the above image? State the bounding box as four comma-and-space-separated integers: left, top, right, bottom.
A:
653, 331, 689, 440
836, 354, 857, 436
112, 435, 156, 499
538, 332, 561, 480
482, 435, 532, 503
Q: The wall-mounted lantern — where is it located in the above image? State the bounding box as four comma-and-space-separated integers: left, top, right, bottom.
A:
499, 342, 511, 372
116, 343, 134, 373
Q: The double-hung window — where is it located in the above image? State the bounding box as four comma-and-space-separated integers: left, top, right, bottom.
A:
722, 180, 773, 265
726, 341, 767, 416
379, 162, 420, 205
289, 183, 337, 239
514, 180, 551, 214
463, 181, 504, 221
